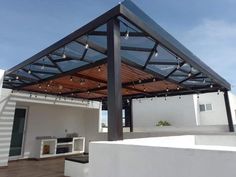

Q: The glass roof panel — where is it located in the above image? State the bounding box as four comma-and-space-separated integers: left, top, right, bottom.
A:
24, 64, 60, 74
147, 64, 176, 76
85, 48, 106, 61
121, 50, 150, 66
149, 45, 178, 63
57, 60, 87, 72
121, 36, 154, 49
15, 69, 40, 80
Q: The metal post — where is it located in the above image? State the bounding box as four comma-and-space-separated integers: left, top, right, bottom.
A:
107, 18, 123, 141
224, 91, 234, 132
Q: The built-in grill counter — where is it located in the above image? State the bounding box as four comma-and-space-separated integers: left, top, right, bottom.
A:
35, 137, 85, 159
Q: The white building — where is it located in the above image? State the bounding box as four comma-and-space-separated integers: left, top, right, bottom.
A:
132, 92, 236, 132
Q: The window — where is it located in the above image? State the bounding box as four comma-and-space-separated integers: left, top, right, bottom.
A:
199, 103, 213, 112
206, 104, 212, 111
199, 104, 205, 112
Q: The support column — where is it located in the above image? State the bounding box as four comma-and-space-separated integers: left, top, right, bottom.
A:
107, 18, 123, 141
224, 91, 234, 132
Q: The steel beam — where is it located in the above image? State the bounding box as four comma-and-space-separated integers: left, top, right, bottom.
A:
224, 91, 234, 132
107, 18, 123, 141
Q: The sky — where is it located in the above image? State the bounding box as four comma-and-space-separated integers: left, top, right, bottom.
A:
0, 0, 236, 92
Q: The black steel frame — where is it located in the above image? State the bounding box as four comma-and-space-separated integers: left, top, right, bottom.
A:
2, 0, 234, 139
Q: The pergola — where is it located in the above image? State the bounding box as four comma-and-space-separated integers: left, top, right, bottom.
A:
3, 0, 234, 140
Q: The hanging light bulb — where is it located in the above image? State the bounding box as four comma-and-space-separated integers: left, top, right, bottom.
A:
41, 65, 45, 70
188, 66, 192, 77
154, 49, 159, 57
62, 53, 67, 59
59, 85, 63, 90
124, 30, 129, 40
8, 79, 11, 82
143, 88, 146, 92
28, 70, 31, 74
98, 83, 101, 88
38, 84, 42, 89
203, 79, 206, 84
70, 76, 73, 82
138, 79, 142, 84
16, 76, 19, 80
85, 43, 89, 49
166, 88, 169, 92
97, 66, 101, 72
153, 78, 156, 82
210, 84, 213, 88
177, 86, 180, 90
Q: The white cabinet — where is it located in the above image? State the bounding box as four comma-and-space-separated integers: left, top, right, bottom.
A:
35, 137, 85, 159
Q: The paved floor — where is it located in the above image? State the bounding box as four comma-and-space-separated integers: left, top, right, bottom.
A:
0, 158, 66, 177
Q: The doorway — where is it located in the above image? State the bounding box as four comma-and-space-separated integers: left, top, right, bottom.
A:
9, 107, 28, 159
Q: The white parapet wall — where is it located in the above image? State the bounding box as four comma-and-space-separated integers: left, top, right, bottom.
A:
89, 136, 236, 177
0, 70, 16, 167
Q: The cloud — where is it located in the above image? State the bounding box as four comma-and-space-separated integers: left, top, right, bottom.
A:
178, 19, 236, 92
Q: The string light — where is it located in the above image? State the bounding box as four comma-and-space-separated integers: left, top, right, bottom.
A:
80, 79, 85, 85
188, 66, 192, 77
97, 66, 101, 72
62, 53, 67, 59
175, 57, 181, 69
124, 30, 129, 40
85, 34, 89, 49
41, 65, 45, 70
154, 48, 159, 57
41, 59, 45, 70
59, 85, 63, 90
85, 43, 89, 49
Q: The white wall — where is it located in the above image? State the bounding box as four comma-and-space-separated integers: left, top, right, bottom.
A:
89, 136, 236, 177
0, 72, 16, 166
132, 92, 236, 131
18, 102, 88, 158
196, 92, 228, 125
132, 95, 197, 130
